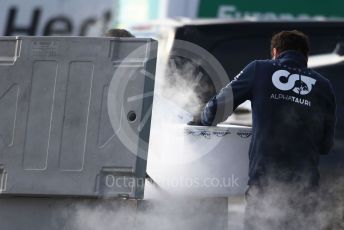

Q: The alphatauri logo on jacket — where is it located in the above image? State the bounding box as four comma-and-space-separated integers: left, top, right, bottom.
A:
272, 70, 316, 95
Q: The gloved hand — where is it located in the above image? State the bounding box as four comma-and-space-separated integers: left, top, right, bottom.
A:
187, 115, 204, 126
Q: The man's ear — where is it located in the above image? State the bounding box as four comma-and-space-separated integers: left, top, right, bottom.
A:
272, 48, 278, 59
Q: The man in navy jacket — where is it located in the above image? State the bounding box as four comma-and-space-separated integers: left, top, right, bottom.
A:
198, 30, 336, 229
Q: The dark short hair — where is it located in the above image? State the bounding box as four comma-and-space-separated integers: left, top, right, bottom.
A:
104, 29, 134, 38
271, 30, 310, 57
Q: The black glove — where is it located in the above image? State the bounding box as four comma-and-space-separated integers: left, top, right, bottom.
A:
187, 115, 204, 126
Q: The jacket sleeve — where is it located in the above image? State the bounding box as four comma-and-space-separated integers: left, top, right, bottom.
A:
201, 61, 256, 126
320, 81, 336, 155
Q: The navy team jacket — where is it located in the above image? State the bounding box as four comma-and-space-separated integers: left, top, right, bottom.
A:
201, 50, 336, 186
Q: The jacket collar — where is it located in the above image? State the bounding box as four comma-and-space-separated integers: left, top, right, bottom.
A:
276, 50, 308, 68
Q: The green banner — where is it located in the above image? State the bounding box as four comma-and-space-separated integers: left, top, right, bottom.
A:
198, 0, 344, 19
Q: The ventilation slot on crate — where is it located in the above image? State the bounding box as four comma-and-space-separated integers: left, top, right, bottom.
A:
0, 166, 7, 193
